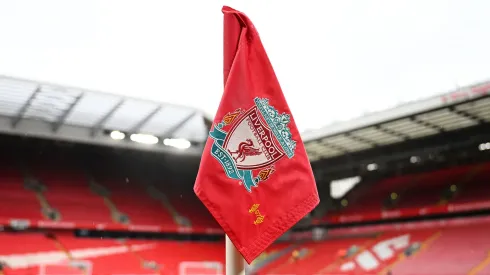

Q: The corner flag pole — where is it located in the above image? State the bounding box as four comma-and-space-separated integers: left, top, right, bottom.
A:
223, 8, 246, 274
226, 235, 245, 274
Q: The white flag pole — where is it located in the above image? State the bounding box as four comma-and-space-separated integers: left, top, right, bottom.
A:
226, 235, 244, 275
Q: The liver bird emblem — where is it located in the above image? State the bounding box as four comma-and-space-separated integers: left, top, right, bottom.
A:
228, 139, 262, 163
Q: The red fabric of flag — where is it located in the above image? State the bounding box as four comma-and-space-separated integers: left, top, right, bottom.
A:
194, 6, 319, 264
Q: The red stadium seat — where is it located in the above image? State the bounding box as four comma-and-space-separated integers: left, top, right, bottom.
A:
391, 226, 490, 275
0, 232, 224, 275
32, 170, 112, 223
96, 178, 177, 229
331, 163, 490, 221
0, 166, 42, 221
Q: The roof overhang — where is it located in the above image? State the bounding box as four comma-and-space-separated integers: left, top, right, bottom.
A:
0, 75, 209, 156
303, 81, 490, 161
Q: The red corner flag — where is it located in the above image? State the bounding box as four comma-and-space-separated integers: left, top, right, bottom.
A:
194, 6, 319, 263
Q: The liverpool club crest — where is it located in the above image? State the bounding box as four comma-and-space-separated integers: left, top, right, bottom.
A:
208, 98, 297, 192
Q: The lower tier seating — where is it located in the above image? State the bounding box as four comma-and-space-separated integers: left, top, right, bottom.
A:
0, 232, 224, 275
392, 226, 490, 275
2, 222, 490, 275
252, 223, 490, 275
0, 162, 220, 232
330, 162, 490, 220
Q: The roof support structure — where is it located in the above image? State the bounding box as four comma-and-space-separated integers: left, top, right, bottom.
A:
449, 106, 485, 125
160, 111, 196, 139
376, 125, 410, 140
409, 117, 445, 133
345, 132, 378, 147
11, 86, 41, 128
320, 141, 349, 153
90, 99, 125, 137
308, 151, 321, 159
129, 105, 163, 133
52, 92, 84, 133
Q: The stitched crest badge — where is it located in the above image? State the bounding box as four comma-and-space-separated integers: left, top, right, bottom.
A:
208, 98, 297, 192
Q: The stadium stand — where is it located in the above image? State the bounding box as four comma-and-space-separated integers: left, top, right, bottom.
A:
0, 231, 224, 275
244, 221, 490, 275
316, 162, 490, 226
0, 161, 219, 234
94, 177, 175, 227
391, 225, 490, 275
30, 164, 112, 224
163, 185, 219, 230
0, 76, 490, 274
0, 160, 41, 222
2, 220, 490, 275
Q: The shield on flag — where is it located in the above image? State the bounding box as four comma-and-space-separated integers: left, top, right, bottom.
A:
223, 106, 285, 170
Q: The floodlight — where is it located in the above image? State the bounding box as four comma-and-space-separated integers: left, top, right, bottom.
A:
163, 138, 191, 149
367, 163, 378, 171
130, 133, 159, 145
110, 130, 125, 140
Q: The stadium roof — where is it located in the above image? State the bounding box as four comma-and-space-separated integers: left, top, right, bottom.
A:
2, 75, 489, 160
0, 75, 210, 156
303, 80, 490, 162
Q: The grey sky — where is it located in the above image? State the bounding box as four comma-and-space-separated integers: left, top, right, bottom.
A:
0, 0, 488, 132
